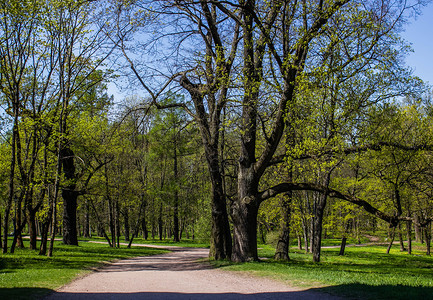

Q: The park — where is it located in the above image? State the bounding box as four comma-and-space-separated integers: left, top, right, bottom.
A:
1, 0, 433, 299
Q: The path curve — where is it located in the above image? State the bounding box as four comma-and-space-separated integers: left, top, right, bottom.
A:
45, 245, 344, 299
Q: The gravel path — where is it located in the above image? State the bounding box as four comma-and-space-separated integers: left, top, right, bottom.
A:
45, 245, 344, 300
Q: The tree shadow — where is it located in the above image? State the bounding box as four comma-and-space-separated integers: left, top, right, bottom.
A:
315, 283, 433, 300
2, 284, 432, 299
45, 290, 339, 299
0, 287, 54, 300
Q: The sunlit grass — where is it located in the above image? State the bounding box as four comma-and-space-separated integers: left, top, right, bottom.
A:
211, 243, 433, 299
0, 239, 168, 299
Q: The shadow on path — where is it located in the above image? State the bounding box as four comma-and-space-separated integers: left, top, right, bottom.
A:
45, 284, 433, 300
46, 290, 338, 300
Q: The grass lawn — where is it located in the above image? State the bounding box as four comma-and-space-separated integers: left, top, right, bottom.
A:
0, 239, 168, 300
1, 237, 432, 300
211, 243, 433, 300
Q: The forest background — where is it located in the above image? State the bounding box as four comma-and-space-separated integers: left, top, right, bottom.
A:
1, 0, 433, 266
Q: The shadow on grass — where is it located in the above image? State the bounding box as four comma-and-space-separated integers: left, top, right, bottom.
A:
1, 284, 431, 300
0, 287, 54, 300
30, 284, 433, 300
316, 283, 433, 300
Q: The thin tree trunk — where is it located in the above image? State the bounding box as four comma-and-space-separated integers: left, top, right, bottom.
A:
414, 215, 422, 242
127, 200, 146, 248
83, 201, 90, 238
158, 202, 163, 240
3, 112, 18, 254
398, 222, 405, 252
116, 201, 120, 248
39, 202, 52, 256
302, 218, 309, 253
48, 176, 60, 257
407, 220, 412, 255
0, 212, 2, 249
386, 226, 396, 254
61, 147, 79, 246
173, 132, 180, 242
142, 203, 148, 240
11, 212, 26, 253
124, 209, 130, 242
297, 233, 302, 250
311, 192, 328, 263
90, 200, 112, 247
339, 237, 347, 256
426, 223, 431, 256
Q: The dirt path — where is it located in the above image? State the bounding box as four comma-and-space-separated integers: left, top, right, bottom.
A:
45, 245, 344, 299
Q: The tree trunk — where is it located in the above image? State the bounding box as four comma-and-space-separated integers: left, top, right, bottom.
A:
39, 204, 52, 256
173, 133, 180, 242
116, 201, 120, 248
339, 237, 347, 256
274, 191, 291, 261
60, 147, 79, 246
83, 201, 90, 238
297, 233, 302, 250
11, 217, 26, 253
231, 199, 259, 262
302, 218, 309, 253
386, 226, 396, 254
206, 147, 232, 260
142, 211, 148, 240
407, 220, 412, 255
3, 111, 18, 254
158, 202, 163, 240
124, 209, 130, 242
0, 212, 2, 249
311, 192, 328, 263
398, 222, 405, 252
426, 223, 431, 256
28, 209, 37, 250
414, 215, 422, 243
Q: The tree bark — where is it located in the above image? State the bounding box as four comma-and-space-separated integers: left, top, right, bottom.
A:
426, 223, 431, 256
274, 191, 291, 261
407, 220, 412, 255
386, 226, 396, 254
142, 203, 148, 240
39, 202, 52, 256
415, 215, 422, 243
3, 106, 18, 253
83, 201, 90, 238
297, 233, 302, 250
116, 201, 120, 248
60, 147, 79, 246
339, 237, 347, 256
311, 191, 327, 263
231, 198, 259, 262
28, 209, 37, 250
398, 222, 405, 252
173, 134, 180, 242
124, 209, 130, 242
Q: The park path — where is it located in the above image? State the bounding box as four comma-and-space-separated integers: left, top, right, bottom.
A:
45, 244, 344, 300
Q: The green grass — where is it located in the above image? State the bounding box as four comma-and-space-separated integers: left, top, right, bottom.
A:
0, 239, 168, 300
211, 243, 433, 300
2, 237, 432, 300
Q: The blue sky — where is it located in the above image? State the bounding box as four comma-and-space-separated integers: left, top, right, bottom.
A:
402, 2, 433, 85
108, 3, 433, 103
